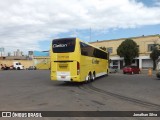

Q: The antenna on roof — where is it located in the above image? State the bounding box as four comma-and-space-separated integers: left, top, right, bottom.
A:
74, 29, 77, 38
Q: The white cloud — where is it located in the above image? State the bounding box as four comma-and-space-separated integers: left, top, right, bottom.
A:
0, 0, 160, 54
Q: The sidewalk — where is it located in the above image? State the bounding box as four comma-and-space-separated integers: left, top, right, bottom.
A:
117, 69, 156, 75
140, 69, 156, 75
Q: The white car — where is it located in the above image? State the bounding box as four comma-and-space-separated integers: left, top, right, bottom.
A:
13, 62, 24, 70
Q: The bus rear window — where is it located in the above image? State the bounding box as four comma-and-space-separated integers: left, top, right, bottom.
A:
52, 38, 76, 53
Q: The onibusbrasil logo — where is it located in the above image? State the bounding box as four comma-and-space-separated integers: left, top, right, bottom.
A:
2, 112, 42, 118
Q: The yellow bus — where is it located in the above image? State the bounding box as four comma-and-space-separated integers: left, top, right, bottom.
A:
50, 38, 109, 82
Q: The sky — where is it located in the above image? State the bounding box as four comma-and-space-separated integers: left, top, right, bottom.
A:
0, 0, 160, 55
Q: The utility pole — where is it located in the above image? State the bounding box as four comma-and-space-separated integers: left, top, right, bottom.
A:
90, 27, 91, 42
74, 29, 77, 38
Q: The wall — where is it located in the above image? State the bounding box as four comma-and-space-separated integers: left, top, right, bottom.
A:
33, 57, 50, 69
91, 35, 160, 57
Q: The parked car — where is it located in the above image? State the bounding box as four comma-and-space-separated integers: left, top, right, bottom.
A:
123, 66, 140, 74
26, 66, 37, 70
109, 66, 118, 73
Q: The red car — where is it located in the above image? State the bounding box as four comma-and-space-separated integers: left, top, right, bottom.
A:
123, 66, 140, 74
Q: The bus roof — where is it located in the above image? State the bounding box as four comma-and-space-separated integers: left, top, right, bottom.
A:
78, 38, 108, 53
52, 37, 108, 54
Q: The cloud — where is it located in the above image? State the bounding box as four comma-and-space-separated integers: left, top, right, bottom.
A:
0, 0, 160, 54
154, 0, 160, 6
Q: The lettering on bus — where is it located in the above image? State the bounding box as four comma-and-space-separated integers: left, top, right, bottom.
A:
58, 56, 69, 59
92, 59, 99, 64
52, 38, 75, 53
53, 44, 67, 48
58, 56, 69, 58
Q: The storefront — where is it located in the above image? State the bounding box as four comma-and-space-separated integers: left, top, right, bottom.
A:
110, 56, 153, 69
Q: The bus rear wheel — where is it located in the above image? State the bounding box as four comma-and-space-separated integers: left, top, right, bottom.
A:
92, 72, 96, 81
85, 73, 91, 83
88, 73, 92, 82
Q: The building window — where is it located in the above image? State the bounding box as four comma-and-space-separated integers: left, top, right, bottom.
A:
148, 44, 154, 52
113, 60, 118, 65
112, 60, 118, 69
107, 47, 113, 53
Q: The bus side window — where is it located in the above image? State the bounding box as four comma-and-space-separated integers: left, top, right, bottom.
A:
80, 42, 88, 56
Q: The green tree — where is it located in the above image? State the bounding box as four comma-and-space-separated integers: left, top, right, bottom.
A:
150, 46, 160, 70
117, 39, 139, 66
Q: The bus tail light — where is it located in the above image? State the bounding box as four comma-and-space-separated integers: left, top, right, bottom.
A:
77, 62, 80, 75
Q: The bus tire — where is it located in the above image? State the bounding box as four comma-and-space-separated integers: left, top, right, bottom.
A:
92, 72, 96, 81
85, 73, 91, 83
85, 74, 89, 83
88, 73, 92, 82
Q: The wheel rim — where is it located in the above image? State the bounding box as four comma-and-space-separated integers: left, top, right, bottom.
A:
85, 74, 90, 83
92, 76, 95, 80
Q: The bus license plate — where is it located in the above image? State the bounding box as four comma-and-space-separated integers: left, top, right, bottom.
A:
61, 76, 66, 78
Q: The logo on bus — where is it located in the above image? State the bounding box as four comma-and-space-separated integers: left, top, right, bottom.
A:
53, 44, 67, 48
92, 59, 99, 64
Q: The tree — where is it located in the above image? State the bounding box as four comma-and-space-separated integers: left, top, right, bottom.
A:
150, 46, 160, 70
99, 46, 107, 51
117, 39, 139, 66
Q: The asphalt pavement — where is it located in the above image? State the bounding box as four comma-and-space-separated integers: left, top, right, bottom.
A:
0, 70, 160, 120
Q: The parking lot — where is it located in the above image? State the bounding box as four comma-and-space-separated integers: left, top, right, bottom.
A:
0, 70, 160, 119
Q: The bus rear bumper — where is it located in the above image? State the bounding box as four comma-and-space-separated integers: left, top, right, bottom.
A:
51, 71, 82, 82
51, 75, 81, 82
57, 76, 71, 81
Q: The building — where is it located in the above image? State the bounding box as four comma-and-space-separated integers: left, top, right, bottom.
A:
0, 47, 5, 57
14, 49, 23, 56
0, 49, 51, 69
90, 34, 160, 69
32, 51, 50, 69
1, 49, 28, 60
